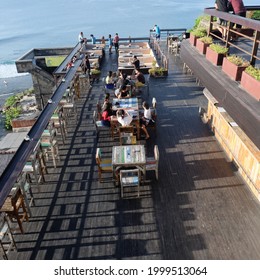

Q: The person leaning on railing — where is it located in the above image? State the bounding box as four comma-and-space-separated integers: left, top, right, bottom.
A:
215, 0, 229, 39
228, 0, 246, 40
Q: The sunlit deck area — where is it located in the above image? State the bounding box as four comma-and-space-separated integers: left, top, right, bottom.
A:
3, 39, 260, 260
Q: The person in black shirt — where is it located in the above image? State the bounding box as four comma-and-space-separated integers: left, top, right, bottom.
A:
131, 55, 140, 69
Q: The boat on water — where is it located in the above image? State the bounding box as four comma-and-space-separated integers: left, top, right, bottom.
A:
0, 6, 260, 260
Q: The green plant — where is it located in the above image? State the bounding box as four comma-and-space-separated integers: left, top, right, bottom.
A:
148, 67, 167, 76
209, 43, 228, 54
251, 10, 260, 20
3, 106, 22, 130
199, 36, 213, 44
245, 65, 260, 81
190, 28, 207, 38
226, 55, 250, 67
91, 69, 101, 75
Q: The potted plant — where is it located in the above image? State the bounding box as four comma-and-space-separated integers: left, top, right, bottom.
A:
241, 65, 260, 100
222, 55, 250, 81
148, 60, 168, 78
90, 68, 101, 78
196, 36, 213, 54
206, 43, 228, 66
189, 28, 207, 46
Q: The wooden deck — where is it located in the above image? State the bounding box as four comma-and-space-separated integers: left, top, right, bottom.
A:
7, 41, 260, 260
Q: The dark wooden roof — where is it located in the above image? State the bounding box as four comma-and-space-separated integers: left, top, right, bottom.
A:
6, 41, 260, 260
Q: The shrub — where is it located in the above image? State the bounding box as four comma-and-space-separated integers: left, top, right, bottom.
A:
251, 10, 260, 20
91, 69, 101, 75
148, 67, 167, 77
209, 43, 228, 54
226, 55, 250, 67
245, 65, 260, 81
190, 28, 207, 38
199, 36, 213, 44
3, 106, 22, 130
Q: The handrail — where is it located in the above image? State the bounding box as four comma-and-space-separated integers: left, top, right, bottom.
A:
204, 6, 260, 65
0, 56, 84, 208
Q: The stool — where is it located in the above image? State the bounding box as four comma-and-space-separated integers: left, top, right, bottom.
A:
51, 109, 67, 144
0, 213, 17, 259
14, 173, 35, 217
22, 141, 46, 191
40, 128, 60, 168
0, 187, 29, 234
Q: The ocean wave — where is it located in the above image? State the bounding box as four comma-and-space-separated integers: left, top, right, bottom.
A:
0, 63, 29, 78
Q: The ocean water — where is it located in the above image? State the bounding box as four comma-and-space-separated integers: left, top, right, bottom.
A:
0, 0, 259, 81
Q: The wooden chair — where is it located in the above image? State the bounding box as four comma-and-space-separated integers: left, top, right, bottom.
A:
95, 148, 113, 182
62, 95, 77, 121
0, 213, 17, 260
40, 123, 60, 168
146, 145, 159, 180
0, 186, 29, 234
93, 110, 110, 137
22, 140, 46, 191
15, 173, 35, 217
51, 108, 67, 144
119, 126, 136, 145
120, 169, 140, 198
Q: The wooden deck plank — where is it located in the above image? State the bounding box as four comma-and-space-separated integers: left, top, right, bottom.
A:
6, 42, 260, 260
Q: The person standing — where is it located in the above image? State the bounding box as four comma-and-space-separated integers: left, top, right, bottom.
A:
78, 32, 85, 44
90, 34, 96, 44
153, 24, 161, 40
83, 54, 91, 76
101, 36, 106, 44
228, 0, 246, 39
113, 33, 120, 53
108, 34, 113, 54
215, 0, 229, 39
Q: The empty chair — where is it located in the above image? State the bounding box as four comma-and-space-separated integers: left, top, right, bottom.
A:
95, 148, 113, 182
0, 186, 29, 234
62, 95, 77, 121
15, 173, 35, 217
51, 109, 67, 144
40, 123, 60, 168
120, 169, 140, 198
119, 126, 136, 145
146, 145, 159, 180
0, 213, 17, 260
22, 140, 46, 191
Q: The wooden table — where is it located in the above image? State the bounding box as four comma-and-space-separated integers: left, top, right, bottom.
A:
111, 98, 140, 139
112, 98, 138, 110
112, 145, 146, 185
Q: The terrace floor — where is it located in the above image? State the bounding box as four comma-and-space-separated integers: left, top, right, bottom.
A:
7, 41, 260, 260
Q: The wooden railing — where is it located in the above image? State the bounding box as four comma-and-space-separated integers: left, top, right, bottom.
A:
204, 6, 260, 65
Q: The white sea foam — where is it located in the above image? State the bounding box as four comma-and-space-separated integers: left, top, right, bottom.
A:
0, 64, 28, 78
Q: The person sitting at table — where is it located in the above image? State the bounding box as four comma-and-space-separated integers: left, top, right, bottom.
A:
101, 103, 112, 127
140, 101, 152, 140
117, 109, 133, 127
133, 68, 146, 94
105, 71, 116, 90
115, 85, 131, 99
102, 93, 116, 116
131, 55, 140, 69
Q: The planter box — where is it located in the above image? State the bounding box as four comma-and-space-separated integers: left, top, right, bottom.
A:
241, 71, 260, 101
189, 34, 198, 46
196, 40, 210, 55
206, 47, 226, 66
222, 57, 247, 81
